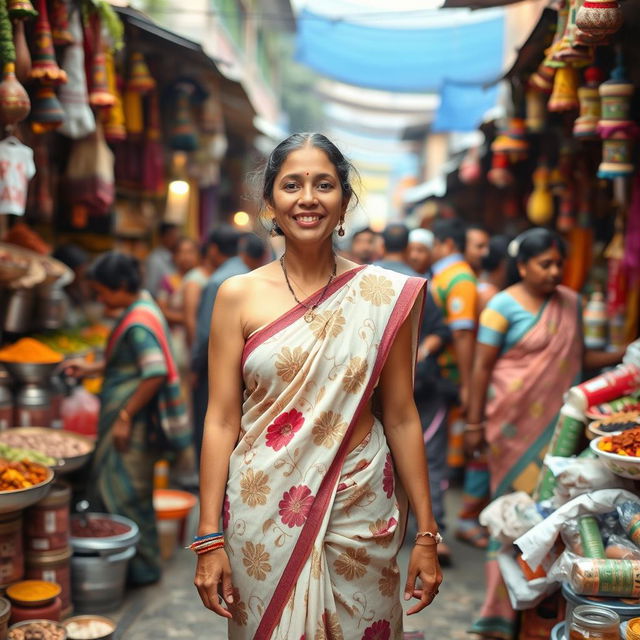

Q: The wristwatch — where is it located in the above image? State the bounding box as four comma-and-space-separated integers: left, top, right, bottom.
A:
415, 531, 443, 544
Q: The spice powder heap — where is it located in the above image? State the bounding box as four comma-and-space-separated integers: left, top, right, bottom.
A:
0, 338, 63, 364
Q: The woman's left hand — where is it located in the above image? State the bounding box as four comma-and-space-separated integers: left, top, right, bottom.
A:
112, 416, 132, 452
404, 542, 442, 615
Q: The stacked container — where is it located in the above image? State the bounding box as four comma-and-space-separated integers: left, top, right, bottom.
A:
24, 483, 72, 617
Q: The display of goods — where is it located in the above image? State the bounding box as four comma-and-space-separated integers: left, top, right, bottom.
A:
71, 517, 130, 538
588, 412, 640, 438
8, 620, 65, 640
80, 325, 109, 348
0, 513, 23, 584
0, 338, 63, 364
0, 459, 48, 491
4, 222, 51, 255
26, 483, 71, 552
569, 604, 619, 640
597, 428, 640, 456
33, 333, 91, 356
65, 617, 115, 639
570, 558, 640, 597
61, 389, 99, 438
578, 516, 606, 558
0, 442, 55, 466
6, 579, 61, 606
26, 547, 72, 611
0, 430, 93, 459
566, 364, 640, 412
587, 395, 640, 418
0, 247, 29, 283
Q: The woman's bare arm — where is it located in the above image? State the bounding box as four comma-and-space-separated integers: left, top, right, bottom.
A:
195, 276, 246, 619
378, 312, 442, 615
183, 280, 202, 348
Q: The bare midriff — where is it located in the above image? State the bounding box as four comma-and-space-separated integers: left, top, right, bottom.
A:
345, 399, 375, 453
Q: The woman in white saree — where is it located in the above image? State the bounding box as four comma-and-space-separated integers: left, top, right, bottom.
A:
194, 133, 442, 640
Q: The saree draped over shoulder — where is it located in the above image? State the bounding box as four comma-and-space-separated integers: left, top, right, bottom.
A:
226, 265, 425, 640
91, 296, 191, 584
471, 286, 582, 640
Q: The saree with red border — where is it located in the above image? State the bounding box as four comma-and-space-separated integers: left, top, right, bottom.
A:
224, 265, 425, 640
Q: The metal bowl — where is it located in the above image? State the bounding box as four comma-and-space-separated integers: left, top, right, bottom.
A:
64, 615, 115, 640
9, 619, 67, 639
0, 464, 54, 514
0, 427, 95, 474
1, 361, 61, 384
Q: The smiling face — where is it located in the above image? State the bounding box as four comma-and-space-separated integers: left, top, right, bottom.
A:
267, 144, 349, 244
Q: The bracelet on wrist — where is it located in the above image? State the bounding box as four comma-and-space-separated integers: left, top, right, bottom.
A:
414, 530, 442, 545
187, 531, 225, 555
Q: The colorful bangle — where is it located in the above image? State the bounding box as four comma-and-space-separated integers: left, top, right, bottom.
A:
187, 532, 225, 555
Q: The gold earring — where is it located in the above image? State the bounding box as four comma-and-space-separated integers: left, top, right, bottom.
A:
338, 220, 345, 237
271, 219, 281, 237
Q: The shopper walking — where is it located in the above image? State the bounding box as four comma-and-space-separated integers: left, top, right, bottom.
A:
194, 133, 442, 639
477, 235, 510, 312
407, 228, 435, 276
65, 252, 191, 585
466, 228, 625, 640
375, 222, 417, 276
464, 224, 490, 277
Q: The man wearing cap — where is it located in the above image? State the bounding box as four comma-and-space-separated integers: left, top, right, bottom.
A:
408, 228, 435, 276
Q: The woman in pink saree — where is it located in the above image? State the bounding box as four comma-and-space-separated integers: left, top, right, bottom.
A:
194, 133, 442, 639
465, 228, 625, 640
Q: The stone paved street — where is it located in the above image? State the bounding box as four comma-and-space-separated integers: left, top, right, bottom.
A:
110, 488, 485, 639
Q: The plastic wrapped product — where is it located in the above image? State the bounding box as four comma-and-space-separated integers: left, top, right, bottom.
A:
570, 558, 640, 597
579, 516, 606, 558
617, 501, 640, 546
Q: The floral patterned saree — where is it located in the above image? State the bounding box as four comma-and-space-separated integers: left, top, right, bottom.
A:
224, 265, 425, 640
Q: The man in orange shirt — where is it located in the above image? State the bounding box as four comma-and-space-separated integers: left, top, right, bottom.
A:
431, 218, 489, 549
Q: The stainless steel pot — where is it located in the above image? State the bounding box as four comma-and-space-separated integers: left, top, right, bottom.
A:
3, 288, 35, 333
36, 286, 69, 331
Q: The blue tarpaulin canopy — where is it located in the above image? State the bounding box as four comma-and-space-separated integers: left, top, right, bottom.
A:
432, 80, 499, 132
295, 8, 505, 94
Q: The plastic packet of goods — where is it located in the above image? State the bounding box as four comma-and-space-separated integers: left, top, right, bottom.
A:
515, 488, 640, 570
570, 557, 640, 597
578, 515, 606, 558
479, 492, 544, 544
617, 501, 640, 547
561, 519, 583, 556
605, 534, 640, 560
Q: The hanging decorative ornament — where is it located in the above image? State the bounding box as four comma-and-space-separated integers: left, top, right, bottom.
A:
28, 0, 67, 85
50, 0, 73, 47
487, 152, 513, 188
597, 61, 637, 178
574, 66, 604, 139
491, 117, 529, 162
557, 182, 577, 232
7, 0, 37, 20
527, 164, 555, 225
0, 63, 30, 125
548, 66, 580, 111
553, 0, 594, 67
576, 0, 623, 41
142, 91, 166, 197
0, 0, 30, 125
525, 84, 547, 133
58, 8, 95, 139
30, 84, 65, 133
127, 52, 155, 94
103, 49, 125, 142
88, 14, 114, 108
12, 18, 31, 82
459, 146, 481, 184
169, 83, 198, 151
529, 62, 556, 93
545, 0, 571, 67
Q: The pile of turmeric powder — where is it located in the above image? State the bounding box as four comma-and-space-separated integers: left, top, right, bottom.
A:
0, 338, 63, 364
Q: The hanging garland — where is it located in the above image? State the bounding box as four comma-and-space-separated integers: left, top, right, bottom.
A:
0, 0, 16, 64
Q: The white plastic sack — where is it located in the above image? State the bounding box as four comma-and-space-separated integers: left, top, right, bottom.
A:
479, 492, 543, 544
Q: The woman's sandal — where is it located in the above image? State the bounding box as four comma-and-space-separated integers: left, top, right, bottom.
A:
454, 524, 489, 550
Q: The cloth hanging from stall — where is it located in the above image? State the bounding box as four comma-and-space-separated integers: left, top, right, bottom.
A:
0, 137, 35, 215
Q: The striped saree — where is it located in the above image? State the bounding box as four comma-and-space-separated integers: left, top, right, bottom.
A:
225, 265, 425, 640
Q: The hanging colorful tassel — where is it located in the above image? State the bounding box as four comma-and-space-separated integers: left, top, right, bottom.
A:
50, 0, 73, 47
103, 49, 125, 142
88, 14, 114, 108
58, 8, 95, 139
29, 0, 67, 85
123, 87, 143, 136
30, 84, 65, 133
142, 91, 166, 197
548, 66, 579, 111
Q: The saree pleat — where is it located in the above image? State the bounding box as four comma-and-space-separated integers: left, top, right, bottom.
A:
224, 266, 425, 640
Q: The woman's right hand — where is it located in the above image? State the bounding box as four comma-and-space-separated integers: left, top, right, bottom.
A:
464, 427, 487, 459
61, 358, 92, 378
194, 549, 235, 619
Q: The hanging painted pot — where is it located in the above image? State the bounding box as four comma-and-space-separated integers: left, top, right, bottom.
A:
548, 66, 579, 111
491, 118, 529, 162
50, 0, 73, 47
30, 83, 65, 133
127, 52, 155, 94
487, 152, 513, 188
12, 19, 31, 82
576, 0, 623, 39
29, 0, 67, 85
527, 165, 555, 225
7, 0, 37, 20
599, 70, 634, 125
0, 62, 30, 125
598, 133, 635, 178
574, 66, 604, 139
